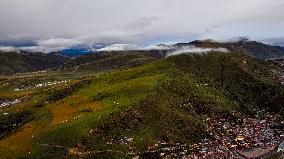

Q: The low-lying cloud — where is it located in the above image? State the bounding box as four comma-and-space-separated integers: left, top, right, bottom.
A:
0, 46, 17, 52
22, 38, 82, 53
142, 44, 175, 50
0, 38, 84, 53
96, 43, 230, 58
0, 40, 230, 57
97, 43, 176, 52
97, 44, 138, 52
166, 46, 229, 57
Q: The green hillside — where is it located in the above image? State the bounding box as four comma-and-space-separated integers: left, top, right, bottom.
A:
0, 51, 70, 75
60, 50, 167, 73
185, 40, 284, 59
0, 51, 283, 158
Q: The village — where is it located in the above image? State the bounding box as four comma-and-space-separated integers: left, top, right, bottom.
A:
141, 110, 284, 158
1, 80, 71, 107
12, 80, 71, 92
66, 110, 283, 158
34, 80, 70, 88
0, 99, 21, 108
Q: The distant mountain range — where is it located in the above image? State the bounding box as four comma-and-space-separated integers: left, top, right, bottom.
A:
50, 44, 107, 57
0, 51, 70, 75
2, 40, 284, 75
35, 40, 284, 59
185, 40, 284, 59
55, 48, 93, 57
58, 50, 168, 73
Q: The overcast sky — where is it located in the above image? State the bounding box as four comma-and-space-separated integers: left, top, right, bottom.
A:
0, 0, 284, 52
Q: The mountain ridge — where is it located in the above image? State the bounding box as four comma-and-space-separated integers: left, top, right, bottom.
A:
0, 51, 70, 75
2, 40, 284, 75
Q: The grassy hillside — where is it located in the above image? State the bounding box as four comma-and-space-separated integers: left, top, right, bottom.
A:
0, 51, 70, 75
0, 51, 283, 158
60, 50, 167, 72
184, 40, 284, 59
231, 41, 284, 59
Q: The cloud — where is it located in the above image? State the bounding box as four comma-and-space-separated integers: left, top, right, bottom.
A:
15, 38, 81, 53
166, 46, 229, 57
142, 44, 174, 50
97, 44, 139, 51
96, 43, 230, 58
0, 46, 17, 52
97, 43, 177, 52
262, 37, 284, 46
37, 38, 81, 49
0, 0, 284, 50
124, 17, 158, 30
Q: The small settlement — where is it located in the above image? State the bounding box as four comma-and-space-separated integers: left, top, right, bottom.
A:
104, 110, 284, 158
142, 110, 284, 158
12, 80, 71, 92
0, 99, 21, 108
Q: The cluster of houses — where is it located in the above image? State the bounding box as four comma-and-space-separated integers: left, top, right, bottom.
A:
13, 80, 71, 92
267, 58, 284, 68
267, 58, 284, 84
142, 110, 283, 158
34, 80, 70, 88
0, 99, 21, 108
106, 136, 138, 155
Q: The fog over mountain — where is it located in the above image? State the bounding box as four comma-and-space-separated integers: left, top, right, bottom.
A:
1, 0, 284, 52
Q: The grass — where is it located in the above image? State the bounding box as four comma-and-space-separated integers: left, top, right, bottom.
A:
0, 122, 36, 158
0, 51, 283, 158
0, 61, 165, 158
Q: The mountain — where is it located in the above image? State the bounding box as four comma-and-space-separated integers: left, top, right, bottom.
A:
54, 40, 284, 73
58, 50, 168, 72
0, 49, 283, 158
185, 40, 284, 59
55, 48, 93, 57
51, 44, 107, 57
231, 41, 284, 59
2, 40, 283, 76
0, 51, 70, 75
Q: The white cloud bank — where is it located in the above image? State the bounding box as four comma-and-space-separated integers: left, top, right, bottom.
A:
0, 46, 17, 52
97, 44, 138, 52
166, 46, 229, 57
18, 38, 82, 53
0, 38, 83, 53
96, 43, 230, 58
97, 43, 176, 52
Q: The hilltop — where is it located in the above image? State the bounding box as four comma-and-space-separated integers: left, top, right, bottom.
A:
185, 39, 284, 59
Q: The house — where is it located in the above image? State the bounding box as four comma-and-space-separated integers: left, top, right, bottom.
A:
277, 142, 284, 152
